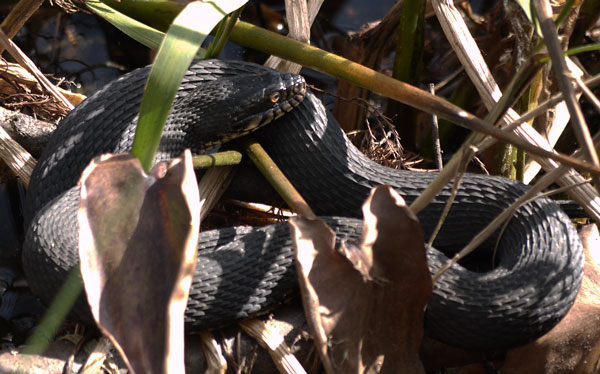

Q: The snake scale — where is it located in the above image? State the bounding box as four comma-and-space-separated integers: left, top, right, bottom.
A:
23, 59, 584, 351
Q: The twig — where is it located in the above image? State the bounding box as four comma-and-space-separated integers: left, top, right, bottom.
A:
429, 83, 443, 170
427, 146, 473, 247
410, 145, 477, 214
574, 75, 600, 115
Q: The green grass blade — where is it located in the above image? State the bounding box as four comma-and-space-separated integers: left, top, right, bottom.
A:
88, 1, 211, 58
129, 0, 247, 172
205, 6, 244, 58
22, 269, 84, 354
87, 1, 172, 53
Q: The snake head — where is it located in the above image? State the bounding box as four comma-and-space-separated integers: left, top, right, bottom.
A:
171, 70, 306, 149
223, 71, 307, 132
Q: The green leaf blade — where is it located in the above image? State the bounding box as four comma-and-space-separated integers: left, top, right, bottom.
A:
128, 0, 247, 172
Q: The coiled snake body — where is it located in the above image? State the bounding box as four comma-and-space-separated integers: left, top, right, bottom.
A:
23, 60, 584, 351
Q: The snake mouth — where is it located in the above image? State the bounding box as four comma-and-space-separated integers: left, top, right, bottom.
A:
275, 74, 307, 116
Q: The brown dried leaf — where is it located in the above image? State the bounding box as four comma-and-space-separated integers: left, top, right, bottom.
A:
291, 185, 431, 374
78, 150, 200, 374
501, 224, 600, 374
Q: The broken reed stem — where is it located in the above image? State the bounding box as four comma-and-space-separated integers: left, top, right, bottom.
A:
199, 331, 228, 373
0, 125, 35, 187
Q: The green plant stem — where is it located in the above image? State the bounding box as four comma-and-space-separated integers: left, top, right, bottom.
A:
391, 0, 426, 151
241, 136, 315, 219
192, 151, 242, 168
554, 0, 577, 28
393, 0, 425, 82
22, 269, 83, 355
565, 43, 600, 56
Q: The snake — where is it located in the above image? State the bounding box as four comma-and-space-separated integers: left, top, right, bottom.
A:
22, 59, 584, 351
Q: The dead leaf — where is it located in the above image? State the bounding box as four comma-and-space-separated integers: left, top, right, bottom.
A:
291, 185, 432, 374
78, 150, 200, 374
501, 224, 600, 374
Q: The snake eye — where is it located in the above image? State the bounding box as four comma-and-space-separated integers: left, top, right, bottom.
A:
269, 92, 281, 103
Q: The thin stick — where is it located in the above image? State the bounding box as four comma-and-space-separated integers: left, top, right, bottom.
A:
429, 83, 443, 170
427, 146, 473, 247
411, 145, 477, 214
574, 76, 600, 115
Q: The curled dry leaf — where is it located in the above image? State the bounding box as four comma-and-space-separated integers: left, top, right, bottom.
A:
501, 224, 600, 374
290, 185, 431, 374
77, 150, 200, 374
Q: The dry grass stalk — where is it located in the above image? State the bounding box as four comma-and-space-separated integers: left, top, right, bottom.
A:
431, 0, 600, 221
